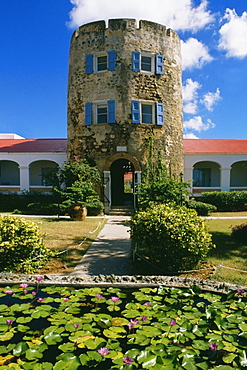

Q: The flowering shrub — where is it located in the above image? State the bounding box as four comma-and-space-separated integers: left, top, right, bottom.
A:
231, 222, 247, 243
0, 216, 55, 273
130, 203, 215, 273
0, 283, 246, 369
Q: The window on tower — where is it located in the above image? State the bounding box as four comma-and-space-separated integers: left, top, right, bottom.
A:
132, 100, 164, 125
85, 100, 116, 125
132, 51, 164, 74
86, 51, 116, 74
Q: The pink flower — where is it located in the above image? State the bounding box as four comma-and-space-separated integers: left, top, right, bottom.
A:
170, 319, 177, 326
32, 291, 37, 296
74, 323, 80, 329
111, 296, 120, 303
63, 298, 69, 301
209, 343, 218, 351
141, 316, 147, 322
35, 276, 44, 282
38, 298, 44, 303
128, 319, 139, 330
144, 302, 150, 306
23, 289, 28, 294
96, 294, 103, 299
123, 356, 134, 365
6, 319, 14, 326
20, 283, 29, 288
98, 347, 110, 356
5, 290, 14, 295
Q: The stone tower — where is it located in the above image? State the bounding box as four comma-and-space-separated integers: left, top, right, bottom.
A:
68, 18, 183, 213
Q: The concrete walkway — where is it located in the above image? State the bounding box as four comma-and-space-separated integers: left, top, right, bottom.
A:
71, 216, 132, 276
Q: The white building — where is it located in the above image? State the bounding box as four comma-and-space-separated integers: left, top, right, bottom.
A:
184, 139, 247, 197
0, 134, 67, 193
1, 134, 247, 197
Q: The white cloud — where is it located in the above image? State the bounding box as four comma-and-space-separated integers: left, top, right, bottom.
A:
182, 78, 201, 114
181, 38, 213, 70
201, 88, 221, 111
68, 0, 214, 32
218, 9, 247, 58
183, 133, 199, 139
183, 116, 215, 132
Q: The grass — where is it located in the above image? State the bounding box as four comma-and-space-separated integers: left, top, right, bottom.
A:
20, 216, 107, 273
205, 216, 247, 286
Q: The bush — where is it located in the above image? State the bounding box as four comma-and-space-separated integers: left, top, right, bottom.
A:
0, 216, 55, 273
201, 191, 247, 212
186, 200, 217, 216
138, 179, 189, 210
130, 203, 215, 273
231, 222, 247, 243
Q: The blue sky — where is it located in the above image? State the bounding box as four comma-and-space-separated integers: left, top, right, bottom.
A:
1, 0, 247, 139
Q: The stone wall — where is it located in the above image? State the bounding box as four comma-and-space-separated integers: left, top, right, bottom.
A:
68, 18, 183, 177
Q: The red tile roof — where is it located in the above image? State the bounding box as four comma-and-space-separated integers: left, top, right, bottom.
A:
184, 139, 247, 154
0, 139, 67, 153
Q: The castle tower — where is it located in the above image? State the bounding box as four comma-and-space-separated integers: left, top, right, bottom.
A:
68, 19, 183, 213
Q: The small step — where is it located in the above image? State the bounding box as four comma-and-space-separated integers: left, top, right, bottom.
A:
109, 206, 134, 216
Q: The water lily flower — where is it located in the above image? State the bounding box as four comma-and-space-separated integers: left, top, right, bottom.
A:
170, 319, 177, 326
98, 347, 110, 356
6, 319, 14, 326
237, 289, 244, 294
20, 283, 29, 288
63, 298, 69, 301
35, 276, 44, 282
38, 298, 44, 302
73, 323, 80, 329
141, 316, 147, 322
128, 319, 139, 329
5, 290, 14, 295
111, 296, 120, 302
209, 342, 218, 351
123, 356, 134, 365
23, 289, 28, 294
144, 301, 150, 306
32, 291, 37, 296
96, 294, 103, 299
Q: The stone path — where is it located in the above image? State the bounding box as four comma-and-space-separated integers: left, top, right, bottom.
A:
71, 216, 132, 276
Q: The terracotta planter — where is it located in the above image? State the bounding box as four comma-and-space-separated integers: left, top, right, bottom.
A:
67, 203, 87, 221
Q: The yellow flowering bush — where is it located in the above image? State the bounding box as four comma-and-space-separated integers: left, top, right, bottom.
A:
130, 203, 215, 273
0, 216, 55, 273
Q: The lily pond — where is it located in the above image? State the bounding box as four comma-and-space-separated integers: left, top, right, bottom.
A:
0, 280, 247, 369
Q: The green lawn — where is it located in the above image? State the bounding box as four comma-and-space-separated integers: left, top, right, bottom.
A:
205, 216, 247, 286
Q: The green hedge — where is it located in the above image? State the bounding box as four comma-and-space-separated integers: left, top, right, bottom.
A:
186, 200, 217, 216
0, 192, 103, 216
201, 191, 247, 211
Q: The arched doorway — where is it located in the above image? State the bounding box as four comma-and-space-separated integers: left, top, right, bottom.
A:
110, 159, 135, 206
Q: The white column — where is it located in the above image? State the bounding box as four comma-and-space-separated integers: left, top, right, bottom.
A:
184, 167, 193, 196
19, 165, 30, 192
220, 167, 231, 192
134, 171, 141, 210
103, 171, 111, 214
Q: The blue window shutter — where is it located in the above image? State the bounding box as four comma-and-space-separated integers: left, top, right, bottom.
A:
132, 51, 140, 72
85, 103, 93, 125
108, 100, 116, 123
156, 55, 164, 75
108, 51, 116, 71
132, 101, 140, 123
86, 54, 94, 74
156, 103, 164, 125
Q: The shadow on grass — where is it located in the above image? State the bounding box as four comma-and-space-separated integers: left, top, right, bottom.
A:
209, 231, 247, 260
